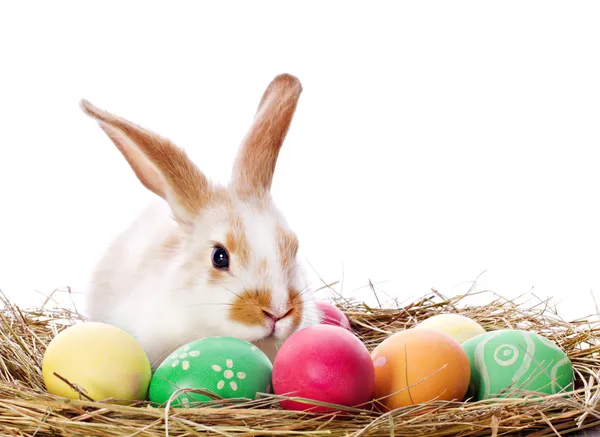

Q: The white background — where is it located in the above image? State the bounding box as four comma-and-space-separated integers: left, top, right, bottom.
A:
1, 1, 599, 320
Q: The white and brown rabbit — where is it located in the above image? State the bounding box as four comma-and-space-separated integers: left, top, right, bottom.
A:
80, 74, 320, 368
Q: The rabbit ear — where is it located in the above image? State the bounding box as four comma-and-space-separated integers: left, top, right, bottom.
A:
231, 74, 302, 198
80, 99, 210, 226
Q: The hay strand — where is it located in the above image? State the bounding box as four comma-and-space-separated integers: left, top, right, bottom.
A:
0, 287, 599, 436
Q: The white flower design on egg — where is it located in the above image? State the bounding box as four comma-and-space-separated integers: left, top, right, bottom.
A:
169, 349, 200, 371
211, 358, 247, 391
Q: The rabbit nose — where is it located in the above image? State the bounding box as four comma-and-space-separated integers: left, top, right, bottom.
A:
262, 309, 282, 322
262, 307, 294, 322
262, 310, 278, 322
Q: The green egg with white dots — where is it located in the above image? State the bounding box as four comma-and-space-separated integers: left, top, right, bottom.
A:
148, 336, 273, 407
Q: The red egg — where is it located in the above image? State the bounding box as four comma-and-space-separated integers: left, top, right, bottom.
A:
272, 325, 375, 412
315, 300, 351, 330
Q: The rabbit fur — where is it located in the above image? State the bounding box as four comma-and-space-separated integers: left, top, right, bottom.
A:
79, 74, 320, 368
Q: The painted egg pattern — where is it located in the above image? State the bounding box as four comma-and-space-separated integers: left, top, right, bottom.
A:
149, 336, 272, 407
461, 329, 574, 401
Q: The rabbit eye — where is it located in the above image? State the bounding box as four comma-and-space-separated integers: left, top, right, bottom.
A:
212, 246, 230, 270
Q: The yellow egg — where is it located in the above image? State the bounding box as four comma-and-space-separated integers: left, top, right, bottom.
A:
415, 313, 485, 344
42, 322, 152, 401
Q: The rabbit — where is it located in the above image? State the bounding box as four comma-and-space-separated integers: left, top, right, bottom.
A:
79, 73, 321, 369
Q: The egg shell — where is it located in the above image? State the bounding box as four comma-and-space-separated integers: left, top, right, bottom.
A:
415, 313, 486, 344
42, 322, 152, 401
461, 329, 574, 401
371, 327, 471, 411
272, 324, 374, 412
149, 336, 272, 407
315, 300, 351, 330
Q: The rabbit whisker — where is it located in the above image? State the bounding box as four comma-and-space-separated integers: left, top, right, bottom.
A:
194, 273, 243, 300
185, 302, 234, 308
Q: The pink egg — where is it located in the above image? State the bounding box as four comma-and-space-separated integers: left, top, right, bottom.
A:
315, 300, 351, 330
272, 324, 375, 412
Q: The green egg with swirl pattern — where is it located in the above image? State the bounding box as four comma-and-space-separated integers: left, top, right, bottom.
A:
149, 336, 273, 407
461, 329, 573, 401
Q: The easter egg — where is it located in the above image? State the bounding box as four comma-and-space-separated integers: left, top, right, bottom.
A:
461, 329, 574, 401
315, 300, 351, 330
42, 322, 152, 401
371, 327, 470, 411
149, 336, 272, 407
272, 325, 374, 412
415, 313, 486, 344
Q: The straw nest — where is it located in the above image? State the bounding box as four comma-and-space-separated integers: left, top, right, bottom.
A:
1, 285, 600, 437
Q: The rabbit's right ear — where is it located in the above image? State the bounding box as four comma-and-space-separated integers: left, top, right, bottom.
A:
80, 99, 210, 227
231, 74, 302, 199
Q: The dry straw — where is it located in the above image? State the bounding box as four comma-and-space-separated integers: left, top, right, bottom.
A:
1, 283, 600, 437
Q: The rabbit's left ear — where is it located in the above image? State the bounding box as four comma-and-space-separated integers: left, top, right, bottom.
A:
80, 99, 210, 226
231, 74, 302, 198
